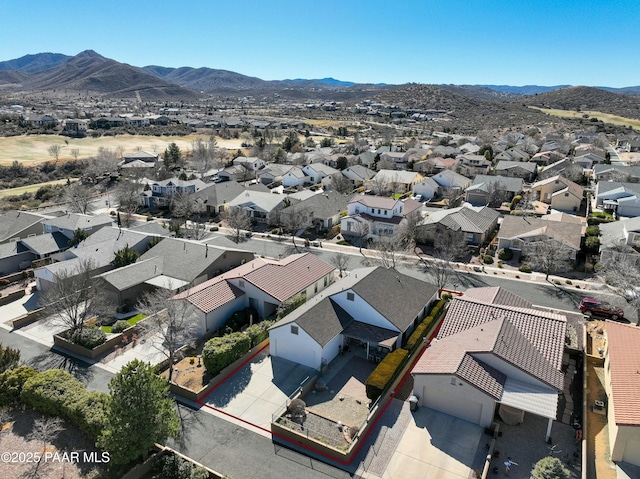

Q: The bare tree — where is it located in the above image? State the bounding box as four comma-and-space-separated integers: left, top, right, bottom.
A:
397, 210, 423, 246
170, 192, 196, 225
598, 245, 640, 325
64, 182, 94, 214
225, 209, 252, 243
85, 147, 120, 181
41, 259, 110, 335
331, 252, 349, 278
114, 178, 142, 227
420, 230, 467, 293
522, 238, 574, 280
367, 175, 389, 195
137, 287, 200, 383
190, 137, 217, 176
29, 416, 65, 452
326, 174, 354, 194
47, 144, 64, 165
369, 233, 412, 269
352, 219, 370, 253
281, 204, 310, 249
70, 148, 80, 161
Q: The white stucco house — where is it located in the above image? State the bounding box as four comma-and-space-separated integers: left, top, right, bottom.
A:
173, 253, 336, 335
269, 267, 439, 370
412, 287, 567, 441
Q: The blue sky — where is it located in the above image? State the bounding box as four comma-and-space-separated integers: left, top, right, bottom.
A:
1, 0, 638, 87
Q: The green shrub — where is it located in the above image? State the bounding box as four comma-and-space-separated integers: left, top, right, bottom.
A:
510, 195, 522, 210
336, 240, 351, 246
497, 248, 513, 261
519, 264, 532, 273
202, 332, 252, 376
21, 369, 108, 439
585, 236, 600, 253
71, 326, 107, 349
0, 366, 38, 406
365, 349, 409, 402
225, 306, 259, 332
0, 344, 21, 373
429, 299, 447, 320
441, 292, 453, 300
405, 316, 435, 352
483, 254, 494, 264
585, 225, 600, 237
152, 453, 209, 479
111, 320, 131, 334
245, 320, 274, 347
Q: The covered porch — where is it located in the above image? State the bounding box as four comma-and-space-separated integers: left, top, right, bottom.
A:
341, 320, 399, 363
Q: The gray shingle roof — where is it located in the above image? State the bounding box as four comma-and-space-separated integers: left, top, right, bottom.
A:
499, 215, 583, 251
462, 286, 532, 308
294, 298, 354, 347
43, 213, 113, 232
350, 267, 438, 332
291, 192, 350, 221
467, 175, 523, 194
20, 232, 69, 255
423, 205, 498, 234
0, 210, 47, 242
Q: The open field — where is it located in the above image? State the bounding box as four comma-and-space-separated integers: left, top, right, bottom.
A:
529, 106, 640, 130
0, 134, 245, 166
0, 178, 78, 197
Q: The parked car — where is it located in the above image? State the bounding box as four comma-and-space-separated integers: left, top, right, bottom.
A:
579, 297, 624, 320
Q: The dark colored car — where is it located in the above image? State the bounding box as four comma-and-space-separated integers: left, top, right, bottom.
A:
579, 297, 624, 320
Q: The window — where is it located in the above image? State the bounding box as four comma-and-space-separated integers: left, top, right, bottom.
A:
347, 292, 354, 301
324, 276, 328, 286
314, 283, 318, 293
238, 280, 245, 288
291, 325, 298, 335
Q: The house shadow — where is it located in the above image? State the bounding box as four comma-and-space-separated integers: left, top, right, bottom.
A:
270, 356, 317, 397
202, 364, 253, 408
23, 291, 43, 312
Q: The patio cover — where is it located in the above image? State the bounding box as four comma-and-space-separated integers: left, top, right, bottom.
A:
500, 377, 558, 420
342, 320, 399, 349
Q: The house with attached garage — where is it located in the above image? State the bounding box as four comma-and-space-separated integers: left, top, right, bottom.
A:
302, 163, 340, 184
530, 175, 584, 213
173, 252, 336, 335
342, 165, 376, 187
280, 191, 350, 233
593, 165, 640, 183
258, 163, 292, 185
269, 267, 439, 370
598, 216, 640, 261
340, 195, 422, 243
140, 178, 208, 208
465, 175, 523, 207
457, 153, 492, 177
604, 321, 640, 467
418, 205, 499, 246
494, 160, 537, 182
369, 169, 423, 193
282, 166, 308, 188
595, 181, 640, 217
97, 238, 254, 306
192, 181, 269, 217
411, 287, 567, 441
226, 190, 290, 225
0, 210, 48, 244
42, 212, 113, 240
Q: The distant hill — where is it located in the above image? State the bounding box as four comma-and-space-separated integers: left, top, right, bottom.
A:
522, 86, 640, 119
12, 50, 200, 100
0, 70, 29, 85
479, 84, 570, 95
143, 65, 268, 92
0, 52, 71, 73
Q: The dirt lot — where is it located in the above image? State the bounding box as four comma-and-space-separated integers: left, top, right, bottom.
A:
0, 134, 244, 165
0, 409, 107, 479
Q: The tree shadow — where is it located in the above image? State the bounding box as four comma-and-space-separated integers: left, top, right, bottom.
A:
26, 350, 95, 384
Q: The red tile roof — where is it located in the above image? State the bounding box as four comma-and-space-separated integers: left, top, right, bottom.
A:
176, 278, 245, 313
462, 287, 532, 309
606, 321, 640, 426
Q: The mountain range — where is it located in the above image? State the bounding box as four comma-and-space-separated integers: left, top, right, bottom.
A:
1, 50, 640, 103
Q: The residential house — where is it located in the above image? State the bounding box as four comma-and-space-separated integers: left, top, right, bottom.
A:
282, 166, 308, 188
257, 163, 292, 185
0, 210, 48, 244
530, 175, 584, 213
91, 116, 126, 129
122, 150, 160, 165
495, 161, 537, 181
218, 165, 253, 183
574, 144, 606, 159
62, 119, 89, 135
340, 195, 422, 242
174, 252, 336, 334
530, 151, 566, 166
412, 177, 440, 201
193, 181, 269, 216
379, 151, 407, 169
412, 289, 566, 440
233, 156, 266, 172
34, 227, 154, 293
269, 267, 439, 370
42, 213, 113, 240
593, 165, 640, 183
98, 239, 254, 306
497, 215, 583, 260
342, 165, 376, 187
370, 169, 423, 193
413, 157, 458, 174
0, 241, 35, 276
599, 216, 640, 253
281, 191, 350, 233
27, 114, 57, 128
574, 152, 605, 169
494, 147, 529, 163
356, 151, 377, 168
465, 175, 523, 206
604, 321, 640, 467
595, 182, 640, 217
418, 205, 499, 246
457, 153, 492, 176
140, 178, 208, 208
538, 159, 574, 180
227, 190, 289, 225
302, 163, 340, 184
431, 170, 471, 190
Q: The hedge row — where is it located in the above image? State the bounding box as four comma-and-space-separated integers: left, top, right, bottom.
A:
225, 307, 259, 332
20, 369, 109, 439
430, 299, 447, 320
202, 332, 252, 376
244, 320, 274, 348
405, 316, 435, 352
365, 348, 409, 402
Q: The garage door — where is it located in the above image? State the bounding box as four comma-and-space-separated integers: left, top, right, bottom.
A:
622, 436, 640, 467
422, 385, 483, 425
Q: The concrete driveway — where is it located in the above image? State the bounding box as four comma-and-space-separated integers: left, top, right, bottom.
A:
200, 348, 316, 430
382, 406, 483, 479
